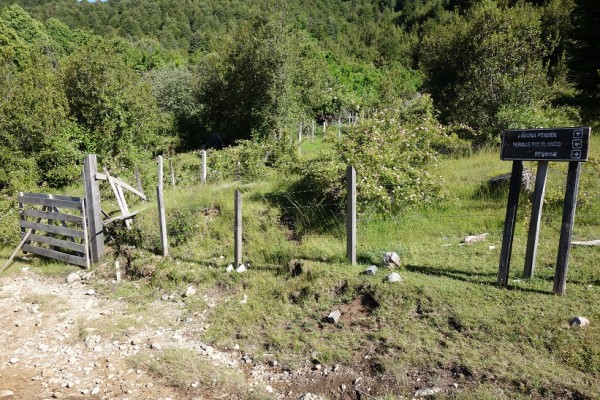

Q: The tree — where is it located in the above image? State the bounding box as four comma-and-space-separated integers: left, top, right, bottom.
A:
61, 37, 173, 165
419, 0, 576, 142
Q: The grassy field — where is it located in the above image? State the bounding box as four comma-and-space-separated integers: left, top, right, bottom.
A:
1, 137, 599, 399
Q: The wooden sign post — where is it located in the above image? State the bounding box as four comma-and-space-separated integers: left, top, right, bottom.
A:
498, 127, 591, 295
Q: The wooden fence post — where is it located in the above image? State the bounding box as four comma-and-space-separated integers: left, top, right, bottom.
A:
83, 154, 104, 265
201, 150, 207, 184
158, 155, 164, 189
234, 190, 242, 267
323, 121, 327, 136
347, 165, 357, 265
312, 120, 315, 140
554, 162, 582, 296
337, 117, 341, 139
523, 161, 549, 278
497, 161, 523, 286
157, 156, 168, 257
298, 121, 303, 145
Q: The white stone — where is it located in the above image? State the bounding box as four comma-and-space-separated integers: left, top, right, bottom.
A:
66, 273, 80, 284
240, 295, 248, 304
151, 343, 162, 350
85, 289, 95, 295
569, 316, 590, 327
364, 265, 378, 275
236, 264, 247, 273
0, 389, 15, 398
383, 252, 401, 267
327, 310, 341, 323
184, 286, 197, 297
387, 272, 402, 283
226, 264, 234, 273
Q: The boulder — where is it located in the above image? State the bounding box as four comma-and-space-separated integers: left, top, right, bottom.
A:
383, 252, 401, 268
387, 272, 402, 283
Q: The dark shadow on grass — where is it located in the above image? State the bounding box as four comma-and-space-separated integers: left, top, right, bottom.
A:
406, 264, 551, 295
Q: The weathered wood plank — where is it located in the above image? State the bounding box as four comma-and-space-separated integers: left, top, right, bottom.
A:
234, 190, 242, 267
18, 195, 83, 210
157, 185, 168, 257
98, 171, 147, 200
22, 209, 83, 224
112, 176, 146, 200
102, 211, 140, 225
83, 154, 104, 264
572, 240, 600, 246
21, 192, 81, 202
498, 161, 523, 287
554, 161, 582, 296
22, 245, 88, 267
20, 220, 85, 239
22, 233, 86, 254
346, 165, 356, 265
523, 161, 549, 278
105, 168, 132, 230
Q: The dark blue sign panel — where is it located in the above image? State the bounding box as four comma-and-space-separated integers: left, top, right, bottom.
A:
501, 127, 591, 162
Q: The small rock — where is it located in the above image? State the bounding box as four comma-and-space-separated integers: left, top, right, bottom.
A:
85, 289, 95, 295
8, 358, 19, 365
52, 391, 63, 399
161, 294, 169, 301
462, 233, 488, 245
66, 273, 81, 283
0, 389, 14, 398
226, 264, 234, 273
265, 385, 273, 393
364, 265, 378, 275
387, 272, 402, 283
569, 316, 590, 327
340, 384, 347, 391
383, 252, 401, 268
151, 343, 162, 350
91, 387, 100, 395
240, 295, 248, 304
184, 286, 197, 297
414, 387, 442, 397
236, 264, 247, 273
489, 245, 496, 250
326, 309, 341, 323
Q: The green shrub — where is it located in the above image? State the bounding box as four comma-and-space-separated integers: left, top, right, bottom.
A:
299, 97, 457, 215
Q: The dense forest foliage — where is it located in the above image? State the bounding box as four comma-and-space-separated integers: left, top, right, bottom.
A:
0, 0, 597, 192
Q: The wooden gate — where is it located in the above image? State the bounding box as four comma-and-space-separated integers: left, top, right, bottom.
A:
18, 192, 90, 269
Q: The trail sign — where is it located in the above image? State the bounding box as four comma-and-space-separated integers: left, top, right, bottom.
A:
497, 126, 592, 296
501, 127, 591, 162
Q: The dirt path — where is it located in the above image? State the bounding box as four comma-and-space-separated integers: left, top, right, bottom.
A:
0, 268, 399, 400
